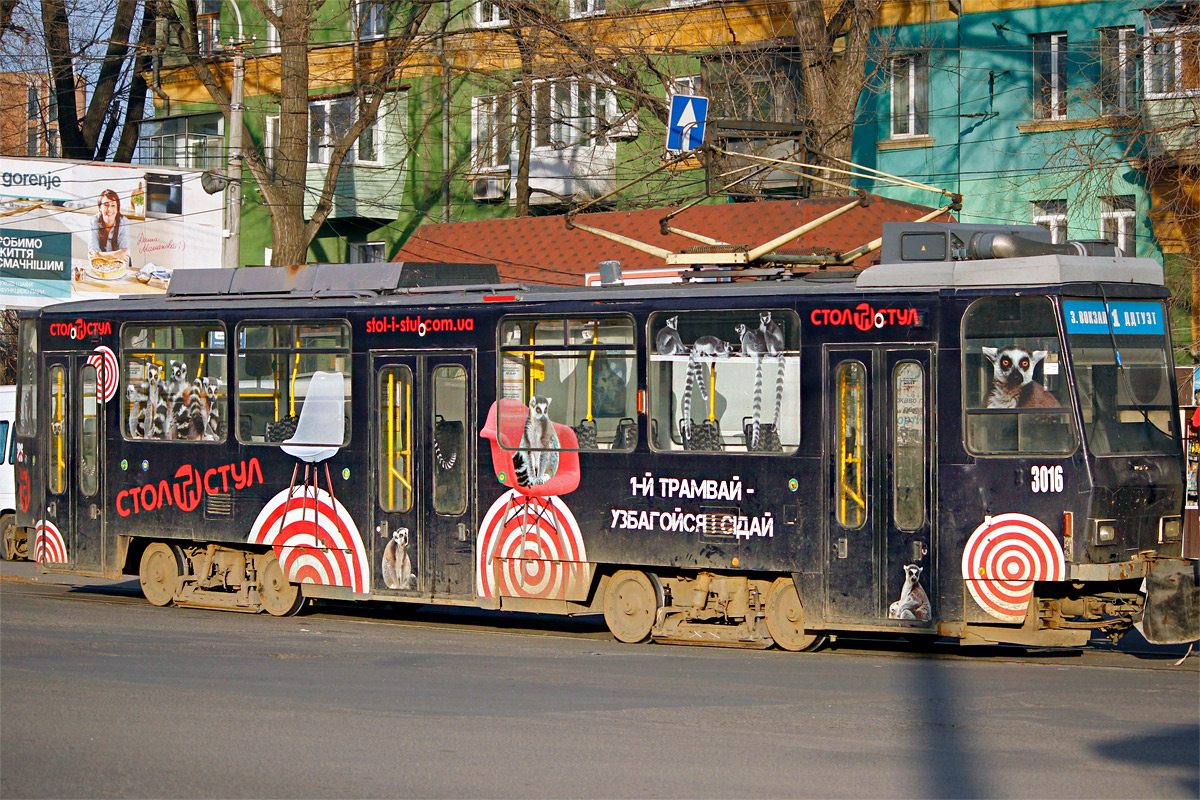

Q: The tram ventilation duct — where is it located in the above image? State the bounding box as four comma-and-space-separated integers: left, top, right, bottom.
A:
882, 222, 1121, 264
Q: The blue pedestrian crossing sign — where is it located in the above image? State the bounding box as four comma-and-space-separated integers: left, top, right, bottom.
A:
666, 94, 708, 152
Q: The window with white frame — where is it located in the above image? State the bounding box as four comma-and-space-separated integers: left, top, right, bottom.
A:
355, 0, 386, 39
890, 54, 929, 137
1101, 195, 1136, 254
1033, 33, 1068, 119
1033, 199, 1068, 243
1144, 6, 1200, 98
472, 94, 511, 171
530, 78, 621, 150
265, 0, 280, 50
308, 97, 382, 165
668, 75, 702, 98
706, 50, 803, 125
264, 113, 279, 171
669, 0, 712, 7
1100, 27, 1139, 114
571, 0, 604, 17
475, 0, 508, 27
350, 241, 386, 262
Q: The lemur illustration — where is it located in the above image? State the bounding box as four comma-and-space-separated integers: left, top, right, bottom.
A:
888, 563, 932, 621
513, 395, 560, 486
982, 345, 1060, 409
382, 527, 414, 590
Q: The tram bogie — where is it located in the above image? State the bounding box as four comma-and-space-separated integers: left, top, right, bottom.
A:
12, 222, 1199, 649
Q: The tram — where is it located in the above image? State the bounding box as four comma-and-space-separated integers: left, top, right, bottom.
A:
12, 221, 1198, 648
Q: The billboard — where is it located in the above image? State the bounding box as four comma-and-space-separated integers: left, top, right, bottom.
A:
0, 157, 224, 308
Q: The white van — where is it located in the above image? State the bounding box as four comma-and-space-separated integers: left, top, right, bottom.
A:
0, 386, 20, 560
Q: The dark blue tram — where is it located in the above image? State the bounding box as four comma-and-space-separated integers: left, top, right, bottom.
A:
12, 222, 1198, 648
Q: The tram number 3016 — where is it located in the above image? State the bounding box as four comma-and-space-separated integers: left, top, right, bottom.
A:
1031, 465, 1065, 494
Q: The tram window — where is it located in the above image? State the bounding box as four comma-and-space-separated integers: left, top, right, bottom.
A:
497, 316, 636, 451
835, 361, 867, 529
236, 321, 351, 446
80, 365, 100, 497
647, 310, 800, 454
16, 319, 37, 436
48, 365, 65, 495
377, 366, 413, 512
892, 361, 925, 531
432, 365, 468, 515
962, 297, 1075, 455
122, 323, 227, 442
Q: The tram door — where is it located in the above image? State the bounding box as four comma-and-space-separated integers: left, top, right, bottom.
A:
824, 346, 935, 625
41, 355, 106, 573
371, 351, 475, 599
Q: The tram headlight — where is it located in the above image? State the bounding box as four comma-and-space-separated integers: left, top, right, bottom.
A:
1159, 516, 1183, 543
1093, 520, 1117, 545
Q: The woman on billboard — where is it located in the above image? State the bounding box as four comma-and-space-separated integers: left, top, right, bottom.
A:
87, 188, 131, 279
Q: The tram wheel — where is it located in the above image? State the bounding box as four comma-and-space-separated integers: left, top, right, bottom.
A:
139, 542, 181, 607
603, 570, 659, 643
258, 553, 304, 617
2, 514, 24, 561
765, 577, 821, 652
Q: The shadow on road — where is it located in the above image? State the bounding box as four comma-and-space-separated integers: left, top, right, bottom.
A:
1094, 724, 1200, 797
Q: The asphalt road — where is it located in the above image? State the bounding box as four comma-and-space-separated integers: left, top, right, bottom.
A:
1, 561, 1197, 799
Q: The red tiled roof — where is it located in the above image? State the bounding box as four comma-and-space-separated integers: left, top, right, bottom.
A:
392, 196, 953, 286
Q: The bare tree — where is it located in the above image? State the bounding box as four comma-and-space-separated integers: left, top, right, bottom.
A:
162, 0, 437, 266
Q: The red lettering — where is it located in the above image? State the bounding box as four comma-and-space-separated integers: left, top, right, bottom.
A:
157, 480, 173, 507
173, 464, 202, 512
217, 463, 232, 492
203, 468, 220, 495
248, 458, 264, 488
140, 484, 158, 512
231, 461, 248, 490
129, 489, 142, 514
116, 490, 132, 517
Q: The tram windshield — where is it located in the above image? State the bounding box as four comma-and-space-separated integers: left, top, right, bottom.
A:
1064, 299, 1179, 456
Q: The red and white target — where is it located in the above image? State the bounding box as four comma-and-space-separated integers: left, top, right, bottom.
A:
87, 346, 119, 403
476, 489, 590, 600
962, 513, 1065, 622
34, 519, 68, 564
248, 486, 369, 594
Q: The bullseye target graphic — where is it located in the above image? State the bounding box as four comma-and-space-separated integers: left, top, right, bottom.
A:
87, 346, 119, 403
962, 513, 1065, 622
34, 519, 68, 564
476, 489, 589, 600
248, 486, 369, 594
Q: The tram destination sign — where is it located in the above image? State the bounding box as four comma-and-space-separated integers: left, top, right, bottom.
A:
1062, 300, 1164, 335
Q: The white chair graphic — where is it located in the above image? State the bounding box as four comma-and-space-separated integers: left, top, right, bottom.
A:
276, 371, 346, 546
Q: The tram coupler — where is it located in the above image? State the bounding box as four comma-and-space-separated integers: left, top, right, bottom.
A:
1138, 558, 1200, 645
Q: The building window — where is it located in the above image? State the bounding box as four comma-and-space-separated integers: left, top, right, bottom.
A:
198, 13, 220, 56
308, 97, 381, 165
571, 0, 604, 18
1032, 199, 1068, 243
1145, 6, 1200, 98
137, 113, 224, 169
706, 50, 803, 125
890, 54, 929, 138
265, 0, 280, 50
355, 0, 386, 39
264, 113, 279, 171
1100, 27, 1139, 114
475, 0, 508, 27
1033, 33, 1068, 119
1101, 195, 1136, 255
471, 93, 511, 171
530, 78, 621, 150
350, 241, 385, 262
